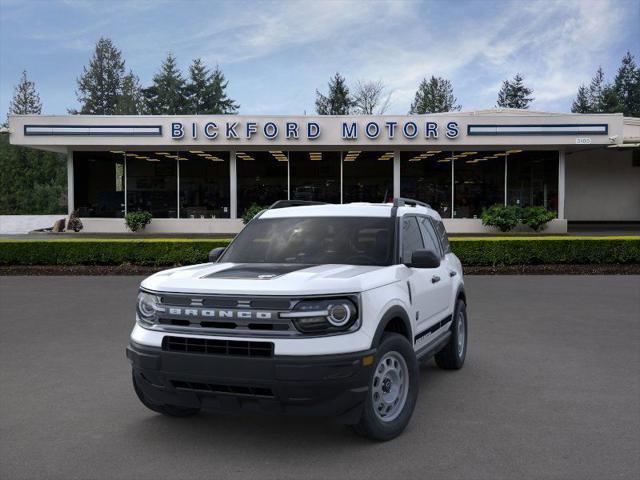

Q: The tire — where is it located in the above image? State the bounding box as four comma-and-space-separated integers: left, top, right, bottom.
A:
352, 333, 419, 441
435, 299, 468, 370
132, 371, 200, 418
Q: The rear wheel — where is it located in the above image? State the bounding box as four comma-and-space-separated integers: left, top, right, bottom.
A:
132, 372, 200, 417
352, 333, 419, 441
435, 299, 467, 370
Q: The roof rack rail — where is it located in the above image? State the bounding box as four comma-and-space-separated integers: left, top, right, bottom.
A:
392, 197, 432, 209
268, 200, 327, 209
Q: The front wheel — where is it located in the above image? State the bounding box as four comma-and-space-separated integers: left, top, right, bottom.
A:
435, 299, 468, 370
352, 333, 419, 441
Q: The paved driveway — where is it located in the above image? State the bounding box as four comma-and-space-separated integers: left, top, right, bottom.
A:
0, 276, 638, 480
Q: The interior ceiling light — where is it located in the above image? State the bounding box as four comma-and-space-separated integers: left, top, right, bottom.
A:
437, 159, 451, 163
125, 153, 137, 157
155, 152, 170, 155
189, 150, 204, 154
146, 158, 160, 162
110, 150, 125, 154
507, 150, 523, 154
135, 156, 149, 159
495, 153, 507, 156
427, 150, 442, 154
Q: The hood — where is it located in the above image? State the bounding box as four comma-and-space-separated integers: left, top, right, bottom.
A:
141, 262, 403, 295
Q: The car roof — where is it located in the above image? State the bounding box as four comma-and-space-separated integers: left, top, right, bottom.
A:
259, 202, 442, 221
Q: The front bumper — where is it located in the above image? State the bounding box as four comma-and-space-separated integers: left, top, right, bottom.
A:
126, 341, 376, 423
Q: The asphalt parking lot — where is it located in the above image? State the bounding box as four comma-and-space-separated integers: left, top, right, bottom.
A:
0, 275, 638, 480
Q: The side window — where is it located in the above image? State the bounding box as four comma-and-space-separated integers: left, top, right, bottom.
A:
434, 219, 451, 254
402, 217, 424, 263
418, 217, 442, 257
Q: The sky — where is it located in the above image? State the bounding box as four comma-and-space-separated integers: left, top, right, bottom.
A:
0, 0, 638, 117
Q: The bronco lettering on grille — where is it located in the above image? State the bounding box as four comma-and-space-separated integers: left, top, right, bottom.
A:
166, 308, 274, 320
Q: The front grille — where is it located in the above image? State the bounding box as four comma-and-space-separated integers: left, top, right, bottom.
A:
171, 380, 274, 398
162, 336, 274, 358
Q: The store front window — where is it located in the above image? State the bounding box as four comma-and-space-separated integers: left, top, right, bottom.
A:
401, 151, 453, 217
73, 151, 125, 217
178, 151, 230, 218
453, 151, 505, 218
289, 151, 340, 203
126, 152, 177, 218
343, 151, 394, 203
507, 150, 558, 212
236, 150, 288, 216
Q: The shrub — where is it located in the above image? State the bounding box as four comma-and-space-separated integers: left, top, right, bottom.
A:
125, 211, 153, 232
481, 205, 520, 232
242, 204, 267, 224
0, 237, 637, 267
66, 210, 83, 232
521, 206, 556, 232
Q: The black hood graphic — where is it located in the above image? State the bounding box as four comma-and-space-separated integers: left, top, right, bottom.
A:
203, 264, 315, 280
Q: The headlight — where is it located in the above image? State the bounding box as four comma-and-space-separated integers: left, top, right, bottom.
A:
282, 297, 359, 334
136, 291, 160, 326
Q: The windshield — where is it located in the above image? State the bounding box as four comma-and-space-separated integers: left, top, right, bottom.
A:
220, 216, 395, 266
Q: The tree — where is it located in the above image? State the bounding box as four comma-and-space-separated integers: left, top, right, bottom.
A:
496, 73, 534, 109
409, 76, 460, 114
185, 59, 239, 114
315, 73, 353, 115
8, 70, 42, 117
116, 71, 144, 115
353, 80, 391, 114
587, 67, 608, 112
571, 85, 591, 113
75, 37, 126, 114
143, 53, 188, 114
613, 51, 640, 117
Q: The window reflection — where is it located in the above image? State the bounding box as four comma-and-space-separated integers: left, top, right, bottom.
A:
178, 151, 230, 218
73, 151, 125, 218
343, 151, 394, 203
401, 151, 452, 217
453, 151, 505, 218
507, 150, 558, 212
236, 151, 288, 216
126, 152, 177, 218
289, 151, 340, 203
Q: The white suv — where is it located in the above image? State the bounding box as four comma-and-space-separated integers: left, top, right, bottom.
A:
127, 198, 468, 441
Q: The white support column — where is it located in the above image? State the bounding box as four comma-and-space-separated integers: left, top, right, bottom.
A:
450, 154, 455, 218
230, 150, 237, 219
393, 150, 400, 199
66, 149, 74, 216
340, 151, 344, 204
558, 149, 566, 219
504, 154, 508, 206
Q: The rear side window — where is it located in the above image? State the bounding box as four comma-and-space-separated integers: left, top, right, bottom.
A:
418, 217, 443, 257
434, 219, 451, 254
401, 217, 424, 263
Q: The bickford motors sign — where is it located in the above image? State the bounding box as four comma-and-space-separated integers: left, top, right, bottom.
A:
171, 119, 461, 141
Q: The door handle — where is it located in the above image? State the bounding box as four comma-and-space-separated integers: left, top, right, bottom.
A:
431, 275, 441, 284
449, 270, 457, 277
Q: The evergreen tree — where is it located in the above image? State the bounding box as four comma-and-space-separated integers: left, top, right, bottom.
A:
409, 76, 460, 114
116, 71, 144, 114
587, 67, 607, 112
571, 85, 591, 113
143, 53, 188, 114
496, 73, 534, 109
613, 51, 640, 117
8, 70, 42, 116
75, 37, 126, 114
315, 73, 353, 115
185, 59, 239, 114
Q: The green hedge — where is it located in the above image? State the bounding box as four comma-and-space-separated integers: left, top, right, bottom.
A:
0, 239, 232, 266
0, 237, 638, 266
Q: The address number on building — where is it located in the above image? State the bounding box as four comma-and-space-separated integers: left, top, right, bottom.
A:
576, 137, 592, 144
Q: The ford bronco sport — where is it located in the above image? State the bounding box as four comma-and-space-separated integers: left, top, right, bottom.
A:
127, 198, 468, 440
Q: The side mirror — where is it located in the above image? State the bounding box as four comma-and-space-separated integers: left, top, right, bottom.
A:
408, 249, 440, 269
208, 247, 226, 263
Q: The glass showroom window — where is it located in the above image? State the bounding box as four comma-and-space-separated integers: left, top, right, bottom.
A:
178, 151, 230, 218
289, 151, 340, 203
73, 151, 125, 217
236, 150, 288, 217
343, 151, 394, 203
453, 151, 505, 218
507, 150, 558, 212
400, 151, 453, 218
126, 152, 177, 218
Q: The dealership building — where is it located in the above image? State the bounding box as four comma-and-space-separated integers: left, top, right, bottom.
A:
7, 109, 640, 233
